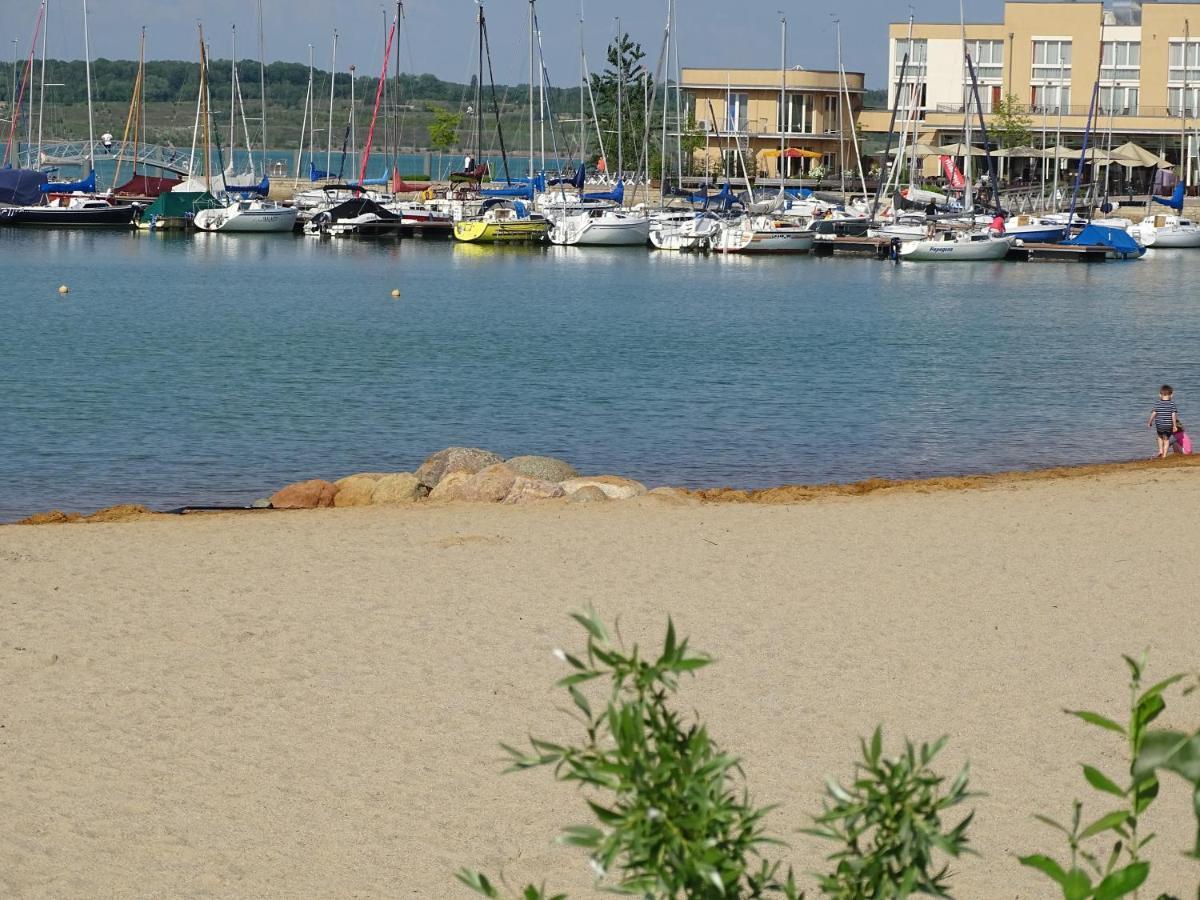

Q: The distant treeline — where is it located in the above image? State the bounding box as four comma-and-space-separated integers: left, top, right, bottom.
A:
0, 58, 584, 113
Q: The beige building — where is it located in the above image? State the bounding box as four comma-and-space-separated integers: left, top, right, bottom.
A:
862, 0, 1200, 180
680, 67, 865, 180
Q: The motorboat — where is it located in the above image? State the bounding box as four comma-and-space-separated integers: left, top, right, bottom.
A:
1001, 215, 1068, 244
0, 193, 141, 227
193, 198, 298, 233
452, 199, 548, 244
547, 207, 650, 246
712, 215, 815, 254
898, 231, 1014, 261
303, 197, 402, 238
648, 212, 720, 252
1135, 214, 1200, 249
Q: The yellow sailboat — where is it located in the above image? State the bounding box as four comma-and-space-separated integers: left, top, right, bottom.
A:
453, 203, 548, 243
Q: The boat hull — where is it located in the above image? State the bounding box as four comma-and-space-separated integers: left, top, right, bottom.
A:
193, 207, 298, 233
0, 204, 139, 227
548, 217, 650, 246
452, 220, 548, 243
898, 236, 1013, 261
1141, 228, 1200, 248
714, 227, 814, 254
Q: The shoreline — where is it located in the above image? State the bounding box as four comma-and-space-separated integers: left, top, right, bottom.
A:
9, 450, 1199, 526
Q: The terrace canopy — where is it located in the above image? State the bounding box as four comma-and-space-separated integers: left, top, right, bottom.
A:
885, 143, 939, 158
758, 148, 823, 159
1107, 141, 1171, 168
935, 142, 986, 156
993, 146, 1044, 157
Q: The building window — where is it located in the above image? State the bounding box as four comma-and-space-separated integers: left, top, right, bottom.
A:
779, 93, 811, 133
1031, 83, 1070, 114
965, 39, 1004, 82
963, 83, 1003, 114
824, 95, 838, 134
725, 93, 749, 132
1168, 87, 1200, 117
894, 38, 927, 75
1101, 41, 1140, 82
1099, 85, 1139, 116
1032, 40, 1072, 81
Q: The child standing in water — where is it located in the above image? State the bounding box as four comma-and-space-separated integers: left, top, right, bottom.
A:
1148, 384, 1180, 459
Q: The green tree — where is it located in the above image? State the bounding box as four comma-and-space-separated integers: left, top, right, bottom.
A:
589, 34, 654, 177
991, 92, 1033, 149
428, 109, 463, 152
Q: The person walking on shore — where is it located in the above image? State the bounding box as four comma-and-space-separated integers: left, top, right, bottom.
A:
1148, 384, 1180, 459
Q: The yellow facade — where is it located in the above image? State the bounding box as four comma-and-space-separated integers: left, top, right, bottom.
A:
680, 67, 865, 179
878, 0, 1199, 170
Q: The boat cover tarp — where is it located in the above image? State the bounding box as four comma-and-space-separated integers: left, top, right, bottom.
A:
1063, 223, 1145, 257
225, 175, 269, 197
0, 168, 49, 205
42, 169, 96, 193
686, 182, 735, 210
360, 168, 390, 187
548, 164, 585, 189
583, 180, 624, 203
113, 174, 182, 197
1151, 182, 1186, 211
320, 198, 398, 221
481, 174, 545, 199
142, 190, 223, 219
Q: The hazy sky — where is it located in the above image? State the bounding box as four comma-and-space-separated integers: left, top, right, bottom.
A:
2, 1, 1006, 89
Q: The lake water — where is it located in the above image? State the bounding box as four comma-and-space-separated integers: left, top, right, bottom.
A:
0, 228, 1192, 521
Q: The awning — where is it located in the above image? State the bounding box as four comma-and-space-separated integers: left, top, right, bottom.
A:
1107, 141, 1170, 168
758, 148, 823, 158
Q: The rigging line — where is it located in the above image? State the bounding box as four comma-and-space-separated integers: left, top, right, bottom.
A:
481, 11, 511, 183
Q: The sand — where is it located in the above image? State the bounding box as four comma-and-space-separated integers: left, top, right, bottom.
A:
2, 467, 1199, 898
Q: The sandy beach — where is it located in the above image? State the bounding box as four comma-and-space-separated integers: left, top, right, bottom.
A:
3, 466, 1199, 898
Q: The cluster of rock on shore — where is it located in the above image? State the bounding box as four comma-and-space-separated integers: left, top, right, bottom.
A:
268, 446, 693, 509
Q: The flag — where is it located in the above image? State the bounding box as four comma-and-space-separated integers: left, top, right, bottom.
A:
940, 155, 965, 189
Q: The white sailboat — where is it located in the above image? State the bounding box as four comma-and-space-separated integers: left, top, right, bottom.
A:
194, 198, 297, 232
649, 211, 720, 251
548, 207, 650, 246
898, 231, 1013, 261
1136, 215, 1200, 248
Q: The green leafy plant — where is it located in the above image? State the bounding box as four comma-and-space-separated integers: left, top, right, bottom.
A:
1020, 653, 1187, 899
802, 728, 975, 899
456, 609, 800, 899
1134, 673, 1200, 869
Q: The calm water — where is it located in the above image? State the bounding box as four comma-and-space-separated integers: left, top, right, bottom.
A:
0, 228, 1192, 521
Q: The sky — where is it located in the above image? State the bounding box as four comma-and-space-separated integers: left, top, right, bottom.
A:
1, 0, 1007, 89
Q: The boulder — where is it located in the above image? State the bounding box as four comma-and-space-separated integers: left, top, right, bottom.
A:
460, 463, 518, 503
415, 447, 504, 488
503, 475, 567, 504
270, 479, 339, 509
567, 485, 609, 504
333, 474, 381, 508
647, 486, 701, 507
429, 471, 472, 501
371, 473, 426, 505
560, 475, 648, 501
504, 455, 578, 483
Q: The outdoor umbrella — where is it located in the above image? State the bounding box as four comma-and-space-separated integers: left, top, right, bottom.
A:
759, 147, 823, 159
1107, 141, 1169, 168
993, 146, 1044, 158
935, 142, 986, 156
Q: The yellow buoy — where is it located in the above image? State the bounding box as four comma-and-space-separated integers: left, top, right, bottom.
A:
57, 284, 69, 295
390, 289, 401, 298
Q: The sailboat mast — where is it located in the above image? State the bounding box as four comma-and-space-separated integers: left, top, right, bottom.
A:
326, 29, 337, 175
82, 0, 94, 172
528, 0, 535, 178
538, 14, 546, 173
230, 26, 237, 162
296, 43, 312, 179
475, 4, 483, 162
836, 16, 846, 201
394, 0, 403, 178
960, 0, 973, 215
257, 0, 267, 170
616, 17, 623, 180
779, 15, 786, 184
579, 1, 586, 165
1182, 19, 1190, 190
660, 0, 673, 205
1052, 56, 1065, 211
36, 0, 47, 168
199, 24, 211, 193
134, 26, 143, 176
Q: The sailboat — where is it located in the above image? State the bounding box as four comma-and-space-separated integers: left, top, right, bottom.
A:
453, 3, 548, 244
712, 17, 814, 254
0, 0, 141, 227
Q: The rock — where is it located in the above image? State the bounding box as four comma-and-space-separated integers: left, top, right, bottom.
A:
17, 509, 83, 525
270, 479, 339, 509
560, 475, 648, 501
647, 486, 701, 507
567, 485, 609, 503
415, 447, 504, 488
503, 475, 567, 504
459, 463, 518, 502
371, 473, 426, 505
85, 504, 155, 522
429, 471, 472, 501
504, 455, 578, 483
251, 498, 271, 509
333, 474, 381, 508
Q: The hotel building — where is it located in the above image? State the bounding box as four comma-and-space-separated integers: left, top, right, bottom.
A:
864, 0, 1200, 177
679, 67, 866, 179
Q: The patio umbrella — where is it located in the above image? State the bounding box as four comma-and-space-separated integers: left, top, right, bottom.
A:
1107, 141, 1168, 168
993, 145, 1044, 158
758, 147, 823, 159
935, 142, 986, 156
1043, 146, 1110, 162
885, 143, 939, 158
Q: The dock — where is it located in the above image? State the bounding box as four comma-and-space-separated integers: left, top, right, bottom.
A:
812, 236, 895, 260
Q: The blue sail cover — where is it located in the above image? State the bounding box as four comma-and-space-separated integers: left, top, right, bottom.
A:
480, 174, 545, 199
360, 168, 390, 187
583, 180, 624, 203
0, 168, 49, 205
548, 163, 585, 189
309, 160, 331, 182
1151, 182, 1186, 211
686, 182, 735, 210
1063, 223, 1146, 258
41, 169, 96, 193
226, 175, 270, 198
